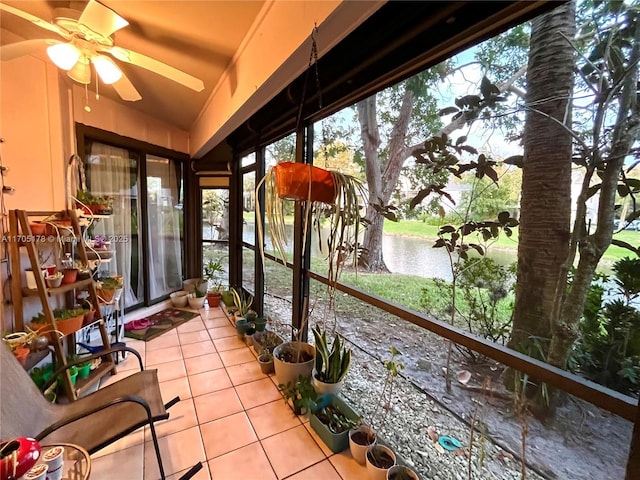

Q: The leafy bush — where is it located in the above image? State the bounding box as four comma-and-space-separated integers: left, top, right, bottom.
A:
570, 257, 640, 396
421, 257, 515, 345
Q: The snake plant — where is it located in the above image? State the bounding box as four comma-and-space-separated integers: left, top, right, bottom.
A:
230, 287, 254, 316
312, 325, 351, 384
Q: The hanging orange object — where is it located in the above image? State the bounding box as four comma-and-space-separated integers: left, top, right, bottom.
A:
274, 162, 336, 204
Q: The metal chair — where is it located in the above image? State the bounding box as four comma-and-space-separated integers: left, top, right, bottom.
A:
0, 344, 202, 480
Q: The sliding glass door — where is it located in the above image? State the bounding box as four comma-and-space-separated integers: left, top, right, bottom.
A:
84, 140, 184, 309
145, 155, 184, 299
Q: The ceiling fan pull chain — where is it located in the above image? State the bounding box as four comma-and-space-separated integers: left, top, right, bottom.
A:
95, 68, 100, 100
84, 83, 91, 113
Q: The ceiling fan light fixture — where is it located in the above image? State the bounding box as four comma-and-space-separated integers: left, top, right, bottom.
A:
92, 55, 122, 84
67, 57, 91, 84
46, 43, 80, 70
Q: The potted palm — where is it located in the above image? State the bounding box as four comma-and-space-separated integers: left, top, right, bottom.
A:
312, 325, 351, 395
203, 258, 224, 307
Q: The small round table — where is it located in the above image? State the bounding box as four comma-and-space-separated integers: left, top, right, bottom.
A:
40, 443, 91, 480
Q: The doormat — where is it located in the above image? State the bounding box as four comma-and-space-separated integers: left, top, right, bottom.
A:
124, 308, 199, 342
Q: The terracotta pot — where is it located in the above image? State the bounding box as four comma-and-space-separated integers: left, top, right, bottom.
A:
13, 346, 30, 366
51, 314, 84, 336
29, 222, 46, 235
82, 309, 96, 326
206, 292, 222, 307
273, 162, 337, 204
61, 268, 78, 285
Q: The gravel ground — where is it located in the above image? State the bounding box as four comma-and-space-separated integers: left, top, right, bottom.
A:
264, 293, 633, 480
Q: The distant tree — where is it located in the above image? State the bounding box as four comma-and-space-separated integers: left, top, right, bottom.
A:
356, 71, 445, 272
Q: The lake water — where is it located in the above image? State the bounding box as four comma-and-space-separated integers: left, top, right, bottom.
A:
242, 223, 517, 281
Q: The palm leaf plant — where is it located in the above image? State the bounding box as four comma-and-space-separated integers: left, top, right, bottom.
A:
312, 325, 351, 384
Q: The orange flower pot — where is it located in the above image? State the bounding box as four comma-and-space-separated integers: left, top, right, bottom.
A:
274, 162, 336, 204
52, 314, 84, 336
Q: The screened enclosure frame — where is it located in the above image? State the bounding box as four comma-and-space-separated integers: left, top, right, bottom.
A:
222, 1, 640, 476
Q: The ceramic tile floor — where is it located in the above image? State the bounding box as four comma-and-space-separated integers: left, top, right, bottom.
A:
89, 305, 370, 480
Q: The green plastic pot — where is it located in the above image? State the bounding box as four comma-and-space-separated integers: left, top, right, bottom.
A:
77, 363, 91, 378
221, 290, 234, 307
253, 317, 267, 332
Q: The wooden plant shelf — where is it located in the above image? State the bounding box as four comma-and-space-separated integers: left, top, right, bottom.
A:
21, 278, 95, 297
7, 209, 117, 401
75, 361, 113, 396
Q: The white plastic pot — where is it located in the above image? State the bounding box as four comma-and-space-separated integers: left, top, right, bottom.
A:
366, 445, 396, 480
349, 425, 376, 465
170, 290, 189, 307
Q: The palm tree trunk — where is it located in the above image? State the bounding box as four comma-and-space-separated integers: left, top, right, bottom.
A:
508, 1, 576, 388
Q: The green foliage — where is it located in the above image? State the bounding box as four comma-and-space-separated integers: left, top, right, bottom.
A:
432, 211, 519, 263
369, 346, 404, 432
203, 258, 224, 292
314, 404, 358, 434
421, 258, 515, 345
98, 276, 124, 289
571, 258, 640, 396
278, 375, 318, 414
31, 308, 87, 324
458, 166, 521, 221
312, 326, 352, 384
231, 287, 253, 315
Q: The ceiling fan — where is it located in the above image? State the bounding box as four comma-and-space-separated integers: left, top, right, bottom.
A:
0, 0, 205, 102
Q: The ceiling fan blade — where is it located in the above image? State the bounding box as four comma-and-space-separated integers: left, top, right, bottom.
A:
0, 3, 69, 38
78, 0, 128, 38
0, 39, 60, 61
111, 72, 142, 102
108, 46, 205, 92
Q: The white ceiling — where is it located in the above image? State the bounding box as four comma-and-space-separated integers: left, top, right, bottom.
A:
0, 0, 266, 130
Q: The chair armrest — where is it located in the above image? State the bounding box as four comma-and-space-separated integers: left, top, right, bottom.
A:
40, 346, 143, 392
35, 393, 154, 441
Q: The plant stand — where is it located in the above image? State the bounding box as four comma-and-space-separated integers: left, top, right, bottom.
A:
7, 209, 116, 401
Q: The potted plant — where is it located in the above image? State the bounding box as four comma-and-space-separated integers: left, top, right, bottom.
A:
30, 308, 88, 337
221, 287, 235, 308
350, 347, 404, 466
256, 162, 367, 287
273, 340, 315, 388
75, 189, 114, 215
257, 350, 274, 374
251, 330, 284, 354
96, 275, 124, 303
76, 262, 92, 281
188, 288, 207, 309
386, 465, 420, 480
312, 325, 351, 395
272, 312, 315, 387
74, 355, 92, 379
367, 445, 397, 480
278, 374, 318, 415
45, 271, 63, 288
203, 258, 224, 307
309, 394, 359, 453
230, 288, 253, 323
